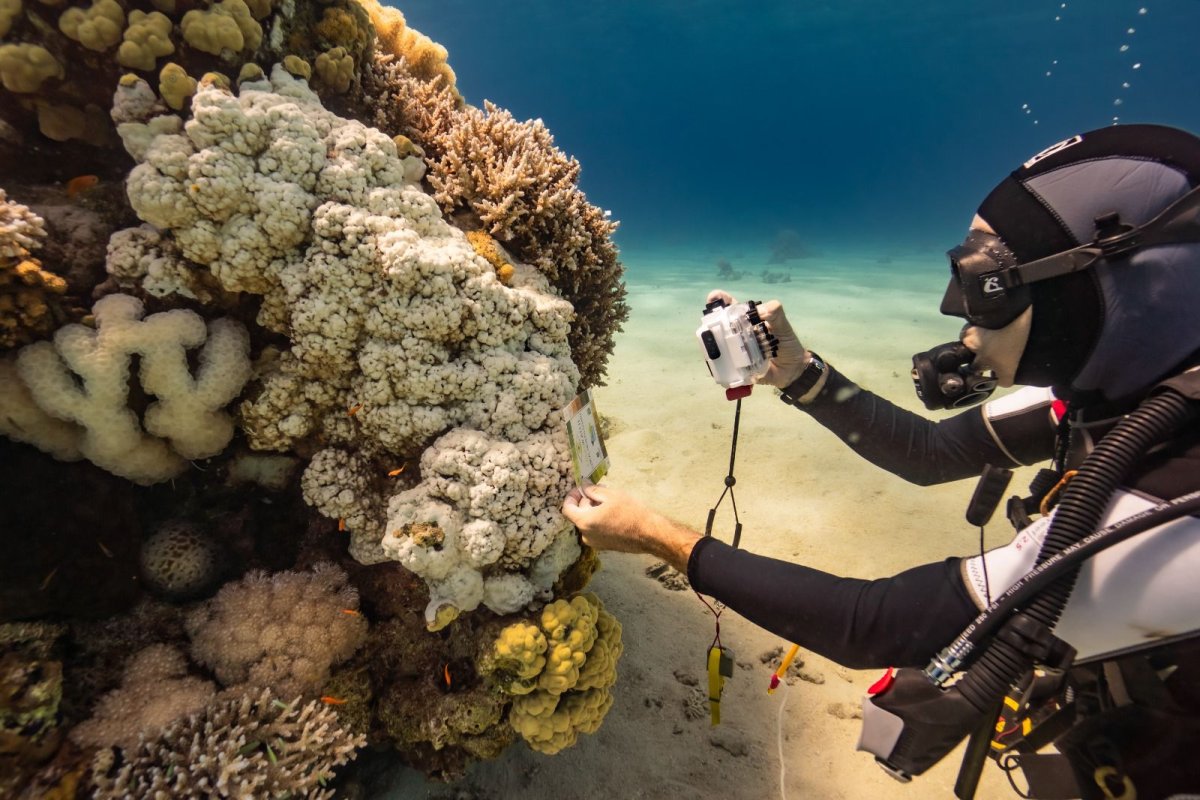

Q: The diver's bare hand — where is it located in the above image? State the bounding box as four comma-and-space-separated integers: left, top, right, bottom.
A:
562, 484, 700, 573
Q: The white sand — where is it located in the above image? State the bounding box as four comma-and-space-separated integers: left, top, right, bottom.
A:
390, 254, 1029, 798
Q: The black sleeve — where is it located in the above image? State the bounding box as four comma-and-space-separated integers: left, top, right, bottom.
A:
797, 366, 1053, 485
687, 536, 980, 669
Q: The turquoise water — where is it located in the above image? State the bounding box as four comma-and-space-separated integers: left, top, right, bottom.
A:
400, 0, 1200, 260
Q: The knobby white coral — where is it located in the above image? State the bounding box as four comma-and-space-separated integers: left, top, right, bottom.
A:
5, 293, 251, 485
111, 65, 586, 610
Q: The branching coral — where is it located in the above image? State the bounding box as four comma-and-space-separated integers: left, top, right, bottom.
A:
481, 593, 623, 754
185, 563, 368, 697
357, 0, 458, 100
359, 56, 628, 389
4, 292, 252, 484
89, 687, 365, 799
70, 644, 215, 752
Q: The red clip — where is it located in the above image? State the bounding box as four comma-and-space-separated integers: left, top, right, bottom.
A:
867, 667, 896, 695
725, 385, 753, 401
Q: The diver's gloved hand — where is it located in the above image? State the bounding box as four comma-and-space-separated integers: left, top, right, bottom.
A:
707, 289, 810, 388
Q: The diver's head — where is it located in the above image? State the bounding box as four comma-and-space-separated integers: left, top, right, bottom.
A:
939, 124, 1200, 408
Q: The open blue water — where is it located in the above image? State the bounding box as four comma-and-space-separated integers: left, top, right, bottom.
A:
398, 0, 1200, 272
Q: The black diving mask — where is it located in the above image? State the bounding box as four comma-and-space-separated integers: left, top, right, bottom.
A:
939, 183, 1200, 330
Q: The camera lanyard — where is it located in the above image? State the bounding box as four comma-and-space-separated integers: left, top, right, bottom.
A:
699, 397, 749, 724
705, 397, 745, 548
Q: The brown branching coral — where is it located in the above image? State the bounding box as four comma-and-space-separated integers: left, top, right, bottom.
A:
359, 56, 628, 389
89, 687, 365, 799
0, 187, 66, 348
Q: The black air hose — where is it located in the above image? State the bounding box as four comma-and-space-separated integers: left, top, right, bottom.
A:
955, 389, 1197, 711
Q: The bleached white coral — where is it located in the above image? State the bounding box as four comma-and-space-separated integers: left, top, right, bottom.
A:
6, 293, 251, 484
380, 426, 578, 622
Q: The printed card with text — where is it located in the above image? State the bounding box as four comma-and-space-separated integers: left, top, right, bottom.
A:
563, 389, 610, 488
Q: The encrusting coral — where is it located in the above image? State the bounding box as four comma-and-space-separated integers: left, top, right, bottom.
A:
70, 644, 215, 752
0, 187, 66, 348
185, 563, 368, 698
0, 621, 65, 792
481, 593, 623, 754
89, 687, 365, 799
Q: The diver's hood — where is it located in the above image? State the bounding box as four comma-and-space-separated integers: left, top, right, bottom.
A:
977, 124, 1200, 407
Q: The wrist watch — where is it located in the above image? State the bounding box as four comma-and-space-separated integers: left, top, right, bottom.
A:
779, 352, 827, 407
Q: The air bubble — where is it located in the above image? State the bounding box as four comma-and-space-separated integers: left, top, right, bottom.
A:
1127, 27, 1136, 34
1133, 62, 1142, 69
1119, 44, 1129, 52
1061, 2, 1067, 7
1113, 98, 1123, 106
1046, 71, 1052, 76
1054, 15, 1061, 20
1022, 103, 1029, 109
1052, 60, 1058, 65
1122, 81, 1130, 88
1138, 7, 1147, 14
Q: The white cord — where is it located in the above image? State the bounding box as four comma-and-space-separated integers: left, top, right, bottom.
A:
776, 682, 789, 800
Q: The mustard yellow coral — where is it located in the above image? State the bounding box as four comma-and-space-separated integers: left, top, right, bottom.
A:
0, 0, 21, 39
0, 190, 67, 348
314, 46, 353, 93
0, 43, 64, 93
281, 54, 310, 81
117, 10, 175, 71
490, 620, 547, 695
488, 593, 622, 754
158, 62, 196, 110
466, 230, 515, 286
57, 0, 125, 51
180, 0, 262, 56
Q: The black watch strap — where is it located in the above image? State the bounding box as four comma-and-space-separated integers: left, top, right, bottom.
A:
779, 352, 827, 406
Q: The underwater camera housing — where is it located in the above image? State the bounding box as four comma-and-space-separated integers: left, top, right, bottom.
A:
697, 299, 777, 400
911, 341, 997, 410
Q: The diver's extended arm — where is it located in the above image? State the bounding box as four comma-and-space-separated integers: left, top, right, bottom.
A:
688, 536, 978, 668
791, 365, 1057, 485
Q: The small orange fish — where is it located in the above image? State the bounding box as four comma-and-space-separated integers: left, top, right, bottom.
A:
320, 696, 347, 705
66, 174, 100, 199
337, 518, 346, 532
387, 465, 406, 477
340, 608, 360, 616
443, 663, 452, 688
347, 403, 364, 417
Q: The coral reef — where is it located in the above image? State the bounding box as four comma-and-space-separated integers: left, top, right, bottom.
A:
185, 563, 367, 697
1, 0, 631, 784
70, 644, 215, 751
89, 687, 365, 799
481, 593, 623, 754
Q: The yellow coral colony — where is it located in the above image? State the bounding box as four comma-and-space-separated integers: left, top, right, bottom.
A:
0, 43, 65, 94
158, 62, 196, 110
117, 10, 175, 71
57, 0, 126, 52
466, 230, 516, 286
179, 0, 262, 56
489, 594, 623, 754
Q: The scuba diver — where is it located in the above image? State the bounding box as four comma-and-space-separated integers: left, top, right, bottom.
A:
562, 123, 1200, 799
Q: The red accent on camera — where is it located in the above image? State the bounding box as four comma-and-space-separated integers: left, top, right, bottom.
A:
725, 386, 753, 401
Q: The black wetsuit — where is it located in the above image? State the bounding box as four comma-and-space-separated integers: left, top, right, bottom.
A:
686, 365, 1200, 669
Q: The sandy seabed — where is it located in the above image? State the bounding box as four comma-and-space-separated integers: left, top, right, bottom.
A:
383, 253, 1030, 799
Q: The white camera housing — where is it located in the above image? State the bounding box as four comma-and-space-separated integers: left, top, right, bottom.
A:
697, 300, 773, 399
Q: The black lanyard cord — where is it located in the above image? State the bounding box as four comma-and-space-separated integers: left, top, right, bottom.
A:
705, 397, 744, 549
